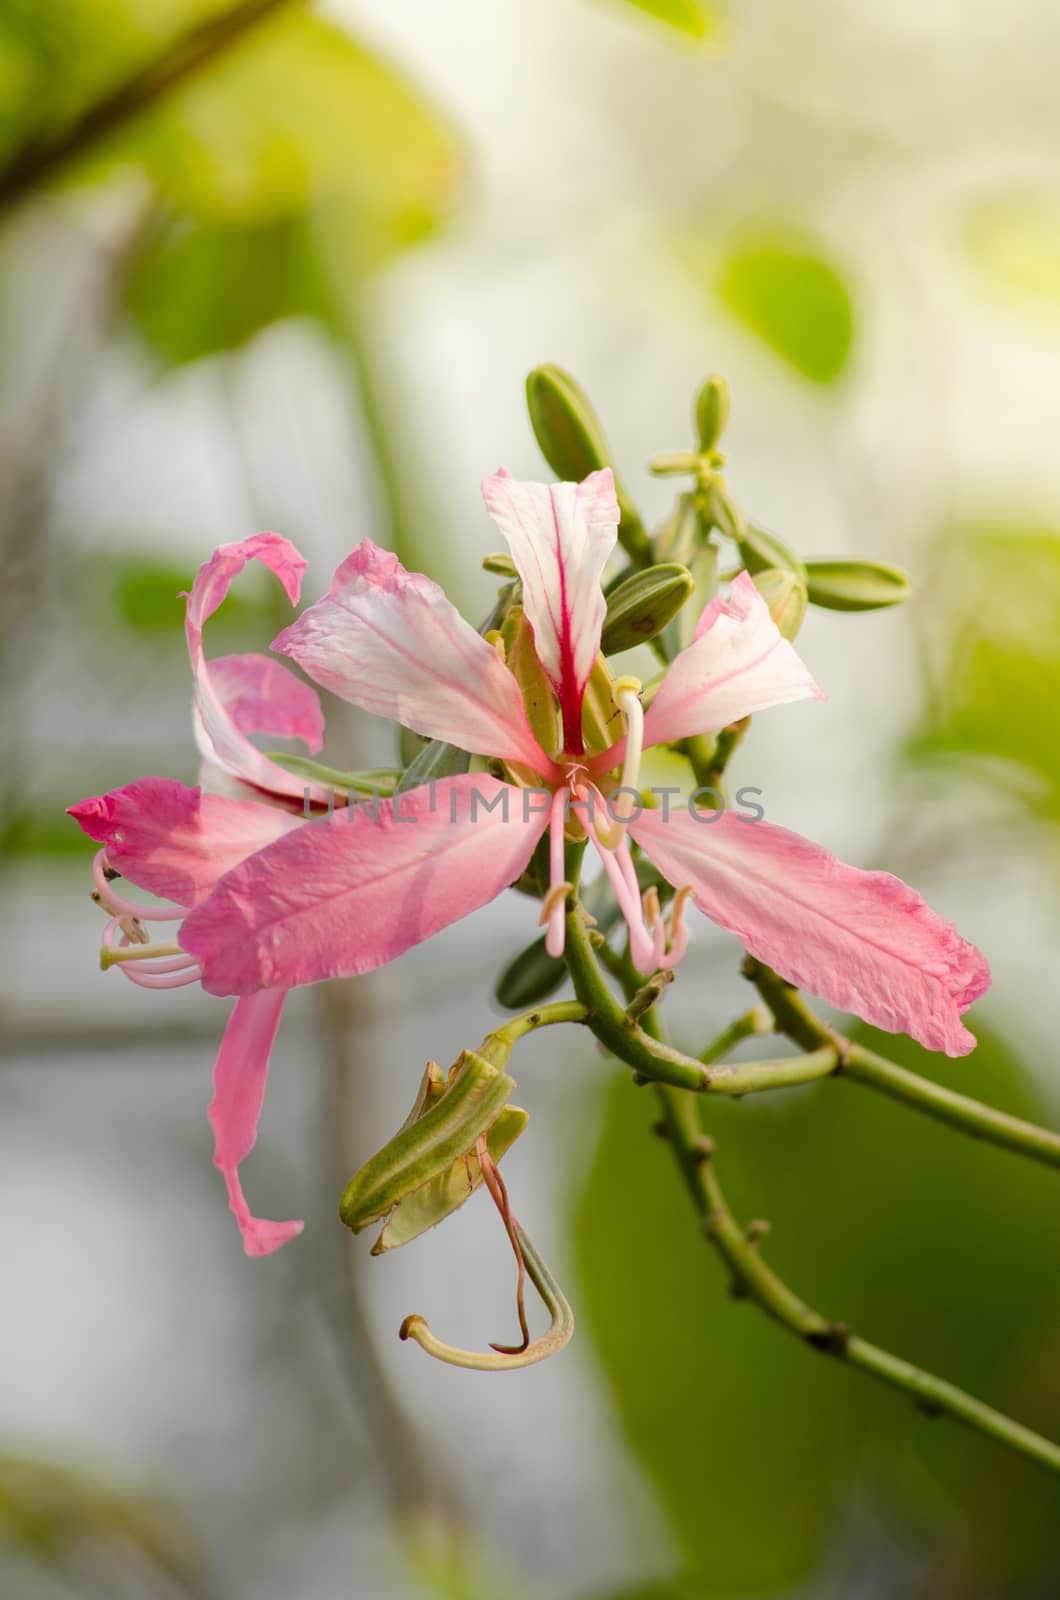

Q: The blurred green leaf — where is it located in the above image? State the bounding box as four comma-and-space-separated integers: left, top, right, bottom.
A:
575, 1020, 1060, 1591
718, 228, 854, 383
910, 525, 1060, 813
963, 194, 1060, 314
112, 13, 461, 241
611, 0, 721, 40
0, 1451, 194, 1585
125, 212, 337, 363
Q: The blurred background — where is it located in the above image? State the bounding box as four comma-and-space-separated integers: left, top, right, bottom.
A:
2, 0, 1060, 1595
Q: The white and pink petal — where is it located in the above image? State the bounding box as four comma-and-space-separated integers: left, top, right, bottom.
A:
180, 774, 550, 996
482, 468, 619, 753
273, 541, 551, 773
628, 807, 989, 1057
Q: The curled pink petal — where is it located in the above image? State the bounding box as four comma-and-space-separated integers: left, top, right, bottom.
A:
209, 991, 303, 1257
594, 572, 823, 772
208, 653, 324, 753
482, 468, 618, 754
185, 533, 329, 803
181, 775, 548, 996
628, 807, 990, 1057
69, 778, 299, 907
273, 541, 552, 774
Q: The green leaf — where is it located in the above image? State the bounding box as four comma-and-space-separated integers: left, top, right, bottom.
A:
909, 524, 1060, 815
96, 14, 462, 245
804, 558, 910, 612
601, 563, 695, 654
574, 1021, 1060, 1589
611, 0, 721, 40
718, 227, 854, 383
124, 212, 339, 365
396, 737, 472, 794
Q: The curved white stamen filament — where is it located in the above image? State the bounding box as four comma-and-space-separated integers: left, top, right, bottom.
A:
100, 916, 200, 989
544, 786, 570, 957
612, 677, 644, 826
92, 851, 183, 922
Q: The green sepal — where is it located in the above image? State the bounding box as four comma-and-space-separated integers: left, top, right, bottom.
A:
372, 1105, 529, 1253
526, 364, 650, 563
263, 754, 400, 795
580, 654, 623, 756
694, 374, 731, 454
504, 606, 559, 755
396, 736, 472, 794
340, 1049, 516, 1234
805, 558, 911, 611
601, 563, 695, 655
737, 522, 807, 582
751, 568, 808, 640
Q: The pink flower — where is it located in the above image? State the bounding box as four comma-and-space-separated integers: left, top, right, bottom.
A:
178, 468, 989, 1059
69, 533, 326, 1256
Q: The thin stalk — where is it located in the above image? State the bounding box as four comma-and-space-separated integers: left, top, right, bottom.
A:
746, 959, 1060, 1171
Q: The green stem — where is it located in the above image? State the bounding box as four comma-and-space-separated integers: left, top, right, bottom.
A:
492, 1001, 588, 1048
698, 1008, 771, 1065
0, 0, 301, 215
746, 958, 1060, 1171
573, 933, 1060, 1476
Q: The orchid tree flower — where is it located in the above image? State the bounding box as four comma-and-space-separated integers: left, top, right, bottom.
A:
177, 468, 988, 1062
69, 533, 333, 1256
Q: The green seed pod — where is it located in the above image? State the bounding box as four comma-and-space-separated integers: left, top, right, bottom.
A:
752, 567, 808, 641
737, 522, 807, 582
601, 562, 695, 654
340, 1050, 517, 1235
695, 374, 731, 454
805, 559, 911, 611
372, 1105, 529, 1253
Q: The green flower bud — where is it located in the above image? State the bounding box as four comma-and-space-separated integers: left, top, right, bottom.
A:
695, 374, 731, 454
752, 567, 808, 640
737, 522, 807, 581
804, 558, 911, 611
601, 562, 695, 654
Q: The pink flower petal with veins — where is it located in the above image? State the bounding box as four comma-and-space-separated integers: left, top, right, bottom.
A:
181, 774, 548, 996
608, 572, 823, 764
629, 807, 989, 1057
482, 468, 619, 754
209, 990, 303, 1257
273, 540, 552, 774
208, 653, 324, 753
68, 778, 299, 906
185, 533, 329, 803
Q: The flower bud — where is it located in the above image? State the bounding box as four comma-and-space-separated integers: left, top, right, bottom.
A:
738, 522, 806, 581
601, 562, 695, 654
805, 558, 911, 611
695, 374, 731, 454
752, 567, 808, 640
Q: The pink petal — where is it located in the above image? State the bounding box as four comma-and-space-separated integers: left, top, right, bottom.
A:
186, 533, 329, 803
68, 778, 299, 907
209, 990, 303, 1257
181, 774, 549, 995
208, 653, 324, 753
482, 468, 619, 754
628, 807, 990, 1057
638, 572, 823, 754
273, 540, 551, 773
